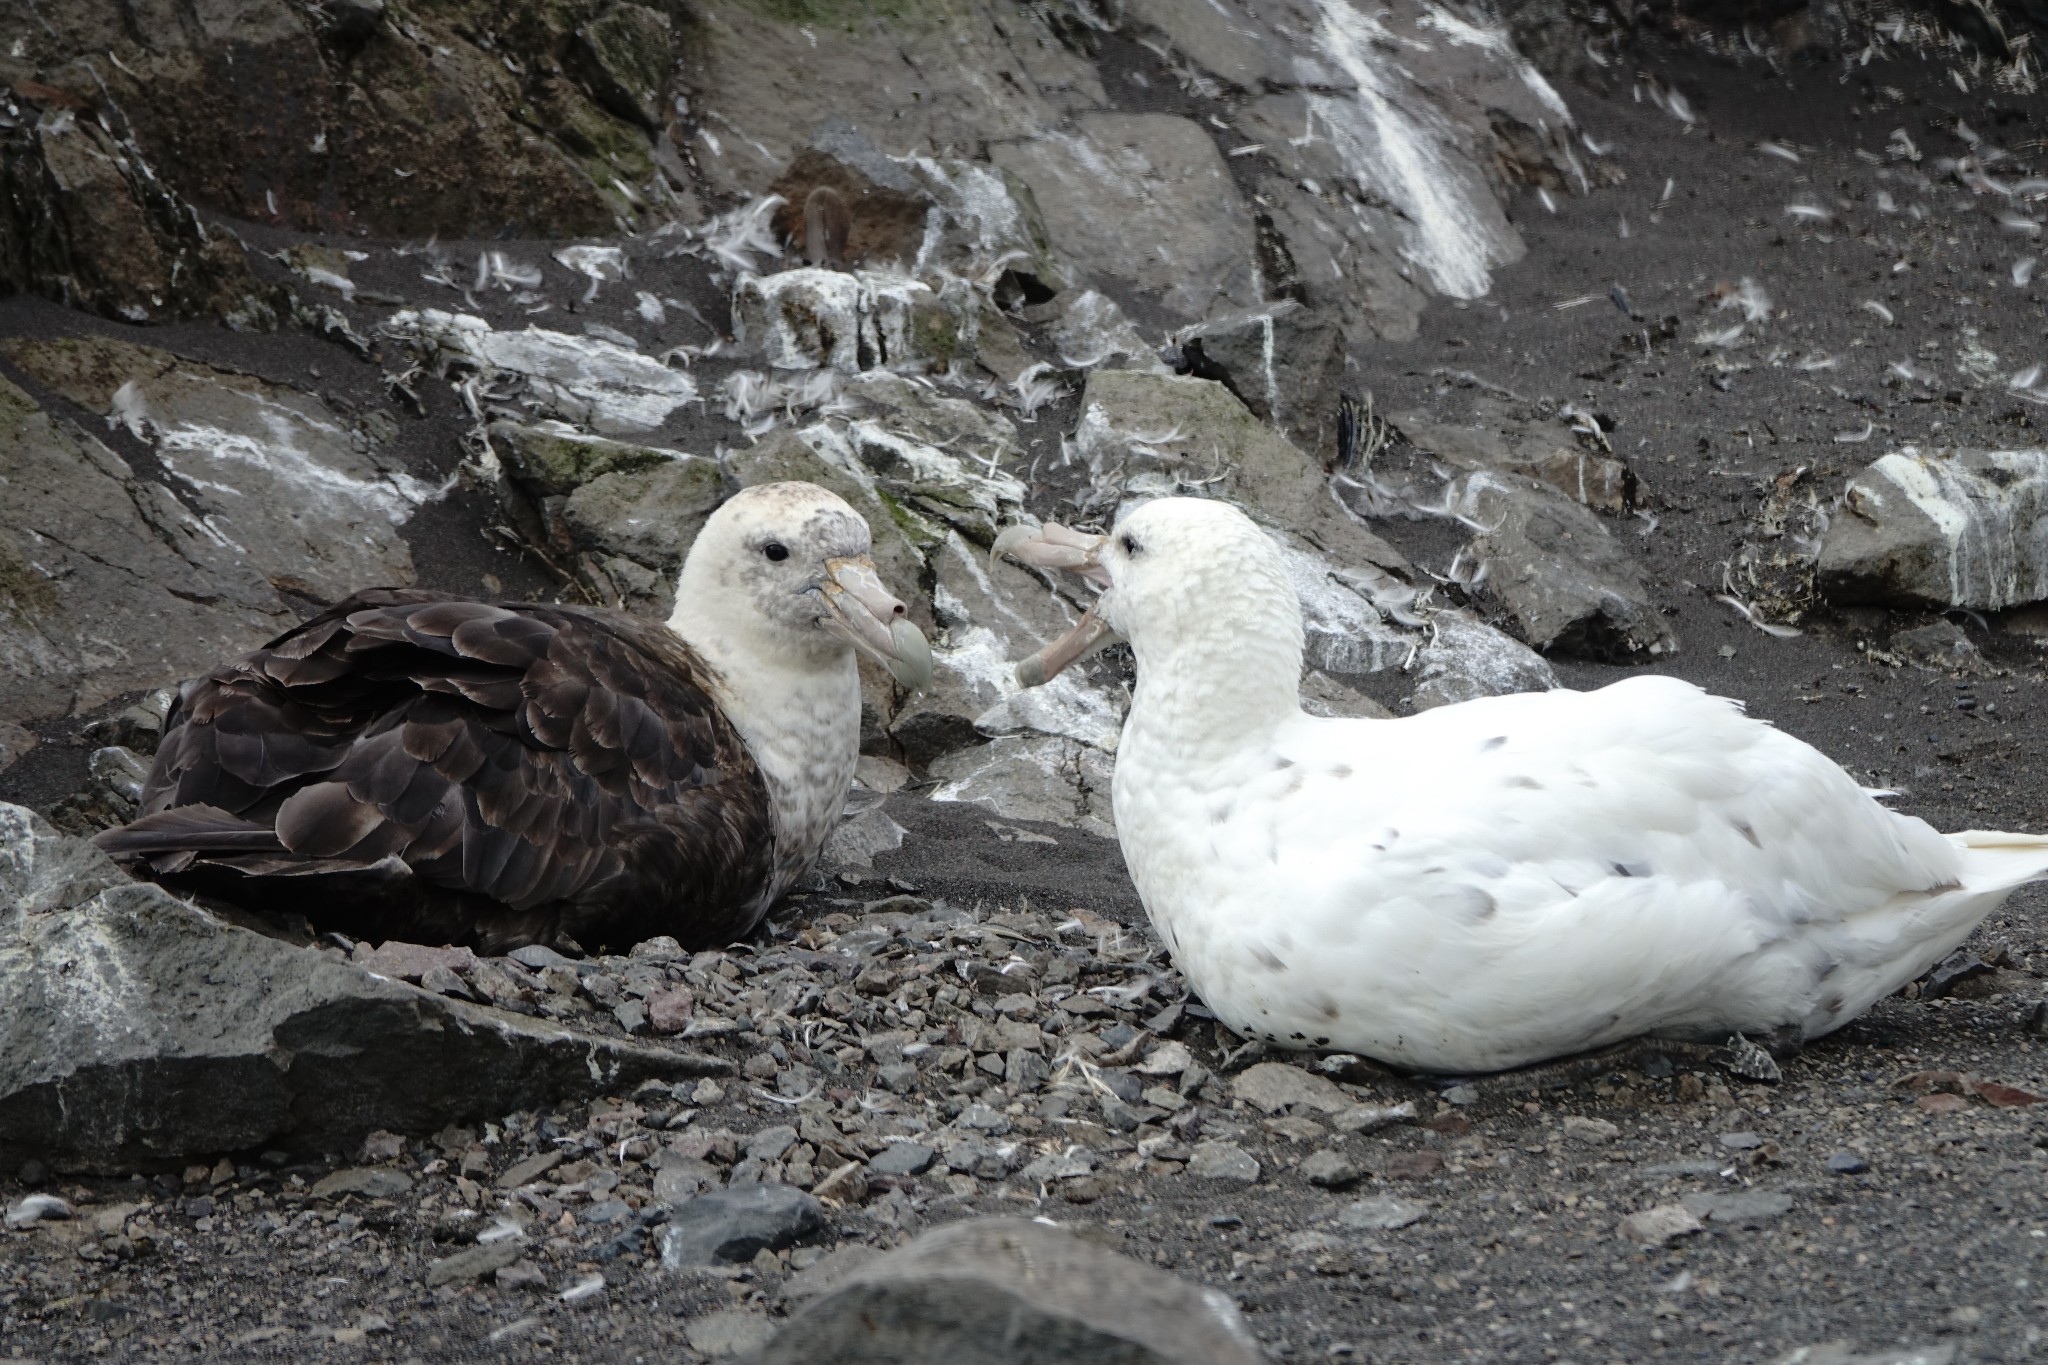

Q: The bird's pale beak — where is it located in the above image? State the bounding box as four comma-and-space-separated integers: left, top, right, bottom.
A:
992, 522, 1112, 586
819, 556, 933, 691
993, 522, 1122, 687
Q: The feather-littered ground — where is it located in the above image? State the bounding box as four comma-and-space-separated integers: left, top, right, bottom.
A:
6, 37, 2048, 1365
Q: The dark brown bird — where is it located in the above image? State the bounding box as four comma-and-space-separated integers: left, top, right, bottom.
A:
95, 482, 931, 954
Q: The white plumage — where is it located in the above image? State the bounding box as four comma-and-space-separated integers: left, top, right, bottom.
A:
1006, 497, 2048, 1073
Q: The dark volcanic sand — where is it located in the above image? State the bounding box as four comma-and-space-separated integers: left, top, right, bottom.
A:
5, 37, 2048, 1365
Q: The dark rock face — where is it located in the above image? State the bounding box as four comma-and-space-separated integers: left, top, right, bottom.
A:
0, 96, 280, 325
759, 1216, 1268, 1364
0, 0, 680, 238
0, 336, 434, 724
0, 805, 725, 1174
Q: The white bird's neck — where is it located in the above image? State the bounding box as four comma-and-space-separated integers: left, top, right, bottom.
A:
666, 590, 860, 893
1121, 575, 1305, 772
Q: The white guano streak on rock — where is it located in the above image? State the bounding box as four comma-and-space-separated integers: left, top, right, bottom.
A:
153, 396, 434, 526
1307, 0, 1521, 299
1415, 3, 1573, 122
1873, 449, 2048, 608
387, 309, 697, 431
1274, 534, 1415, 675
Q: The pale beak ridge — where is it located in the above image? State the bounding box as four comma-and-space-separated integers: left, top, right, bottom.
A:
819, 556, 933, 691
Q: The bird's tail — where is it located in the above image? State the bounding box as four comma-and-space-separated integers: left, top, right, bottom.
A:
1949, 829, 2048, 891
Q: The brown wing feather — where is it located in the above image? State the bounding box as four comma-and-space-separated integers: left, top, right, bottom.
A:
97, 589, 778, 952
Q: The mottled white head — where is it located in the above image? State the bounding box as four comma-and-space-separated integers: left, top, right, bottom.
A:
998, 497, 1304, 719
667, 481, 930, 690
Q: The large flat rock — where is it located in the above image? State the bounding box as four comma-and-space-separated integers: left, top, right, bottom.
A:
759, 1216, 1266, 1364
0, 805, 725, 1174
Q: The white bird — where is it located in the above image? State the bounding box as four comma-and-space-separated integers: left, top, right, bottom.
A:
1001, 498, 2048, 1073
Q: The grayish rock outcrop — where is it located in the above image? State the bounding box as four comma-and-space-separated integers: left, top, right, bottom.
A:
0, 371, 295, 723
1819, 448, 2048, 610
0, 805, 726, 1174
758, 1216, 1266, 1364
6, 335, 427, 603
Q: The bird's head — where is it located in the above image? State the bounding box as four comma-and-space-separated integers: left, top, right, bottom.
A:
996, 496, 1298, 686
672, 481, 932, 690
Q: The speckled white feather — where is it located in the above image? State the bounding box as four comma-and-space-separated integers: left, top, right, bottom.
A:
1096, 498, 2048, 1072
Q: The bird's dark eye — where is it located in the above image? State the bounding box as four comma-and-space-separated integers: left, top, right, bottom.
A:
763, 542, 789, 562
1120, 533, 1141, 556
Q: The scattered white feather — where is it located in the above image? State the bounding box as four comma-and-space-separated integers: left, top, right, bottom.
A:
1718, 278, 1773, 323
1861, 300, 1895, 325
559, 1274, 605, 1303
1834, 422, 1874, 443
1695, 323, 1745, 348
476, 1215, 525, 1245
1757, 141, 1802, 163
1008, 363, 1064, 419
635, 291, 667, 324
1715, 593, 1803, 637
687, 195, 787, 275
1784, 203, 1834, 223
476, 252, 542, 291
109, 380, 152, 439
2013, 256, 2038, 287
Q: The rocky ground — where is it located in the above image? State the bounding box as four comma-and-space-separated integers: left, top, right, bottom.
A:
6, 1, 2048, 1362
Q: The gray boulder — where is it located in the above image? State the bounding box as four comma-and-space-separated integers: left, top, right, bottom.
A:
658, 1184, 825, 1268
1396, 399, 1636, 515
1818, 449, 2048, 610
1462, 472, 1675, 661
560, 457, 727, 612
1179, 302, 1347, 462
1074, 371, 1409, 577
757, 1216, 1266, 1364
0, 805, 725, 1174
732, 269, 981, 374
